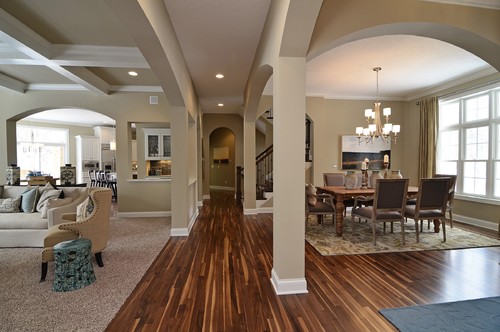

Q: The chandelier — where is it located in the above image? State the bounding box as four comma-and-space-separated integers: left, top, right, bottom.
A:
355, 67, 400, 144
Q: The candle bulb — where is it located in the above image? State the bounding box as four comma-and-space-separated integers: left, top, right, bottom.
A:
361, 161, 367, 170
364, 158, 369, 163
384, 154, 389, 163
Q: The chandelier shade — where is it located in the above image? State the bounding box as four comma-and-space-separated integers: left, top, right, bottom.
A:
355, 67, 400, 144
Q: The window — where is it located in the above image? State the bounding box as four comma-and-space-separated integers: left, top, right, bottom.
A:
16, 125, 69, 179
437, 84, 500, 202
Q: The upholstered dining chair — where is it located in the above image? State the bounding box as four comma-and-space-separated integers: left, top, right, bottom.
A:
434, 174, 457, 228
323, 173, 345, 186
404, 178, 450, 243
351, 178, 409, 245
323, 172, 358, 216
305, 183, 336, 227
40, 188, 112, 281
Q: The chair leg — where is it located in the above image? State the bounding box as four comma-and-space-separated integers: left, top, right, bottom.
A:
400, 220, 405, 245
415, 220, 420, 243
372, 223, 377, 245
442, 218, 446, 242
95, 252, 104, 267
40, 262, 48, 282
449, 210, 453, 228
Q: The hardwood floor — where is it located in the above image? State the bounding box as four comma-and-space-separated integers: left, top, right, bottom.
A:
106, 190, 500, 331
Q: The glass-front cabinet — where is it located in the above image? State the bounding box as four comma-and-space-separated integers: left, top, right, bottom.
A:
144, 128, 171, 160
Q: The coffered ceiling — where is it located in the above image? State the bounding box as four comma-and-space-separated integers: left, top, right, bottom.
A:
0, 0, 497, 126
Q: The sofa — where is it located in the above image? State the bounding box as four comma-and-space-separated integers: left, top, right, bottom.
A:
0, 183, 91, 247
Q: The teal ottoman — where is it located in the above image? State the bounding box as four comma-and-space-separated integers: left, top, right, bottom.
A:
53, 238, 96, 292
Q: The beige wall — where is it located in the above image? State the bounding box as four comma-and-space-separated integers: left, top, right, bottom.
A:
0, 90, 172, 213
202, 114, 243, 196
307, 97, 407, 186
209, 127, 236, 188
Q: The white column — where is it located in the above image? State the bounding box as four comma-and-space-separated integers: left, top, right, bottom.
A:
170, 106, 190, 235
270, 56, 307, 295
243, 116, 257, 214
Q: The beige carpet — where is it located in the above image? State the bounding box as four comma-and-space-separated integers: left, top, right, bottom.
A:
0, 216, 171, 332
305, 216, 500, 255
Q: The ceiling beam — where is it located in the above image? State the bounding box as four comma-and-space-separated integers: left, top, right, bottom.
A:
0, 9, 110, 95
0, 72, 25, 93
51, 45, 150, 68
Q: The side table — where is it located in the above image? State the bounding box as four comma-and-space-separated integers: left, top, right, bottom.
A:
53, 238, 96, 292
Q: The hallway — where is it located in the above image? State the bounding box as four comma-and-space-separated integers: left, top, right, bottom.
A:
106, 190, 500, 331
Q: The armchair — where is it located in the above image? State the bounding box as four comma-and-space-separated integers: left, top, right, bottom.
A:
40, 188, 112, 281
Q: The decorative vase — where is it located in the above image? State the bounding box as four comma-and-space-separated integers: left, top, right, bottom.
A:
60, 164, 76, 185
370, 170, 383, 188
345, 170, 357, 189
6, 164, 20, 186
389, 170, 403, 179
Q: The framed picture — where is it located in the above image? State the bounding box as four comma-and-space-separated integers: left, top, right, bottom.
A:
341, 135, 391, 170
213, 146, 229, 164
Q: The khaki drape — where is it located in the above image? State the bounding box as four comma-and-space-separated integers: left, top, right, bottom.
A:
418, 97, 438, 180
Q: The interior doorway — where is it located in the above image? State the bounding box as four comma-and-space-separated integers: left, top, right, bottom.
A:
209, 128, 236, 191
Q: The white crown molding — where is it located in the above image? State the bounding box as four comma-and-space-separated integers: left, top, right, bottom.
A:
419, 0, 500, 10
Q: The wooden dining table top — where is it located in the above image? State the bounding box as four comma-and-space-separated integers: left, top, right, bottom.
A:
318, 185, 419, 196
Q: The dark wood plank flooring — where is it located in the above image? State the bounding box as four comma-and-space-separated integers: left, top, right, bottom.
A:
106, 190, 500, 331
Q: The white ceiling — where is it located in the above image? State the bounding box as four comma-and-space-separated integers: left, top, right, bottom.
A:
0, 0, 498, 126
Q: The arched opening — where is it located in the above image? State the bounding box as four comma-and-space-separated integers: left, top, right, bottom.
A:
10, 108, 115, 185
208, 128, 236, 193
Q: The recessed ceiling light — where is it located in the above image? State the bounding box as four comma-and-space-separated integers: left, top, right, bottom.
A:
128, 71, 138, 76
215, 73, 224, 79
218, 103, 224, 107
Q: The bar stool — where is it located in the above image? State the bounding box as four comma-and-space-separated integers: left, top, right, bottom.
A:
88, 170, 96, 187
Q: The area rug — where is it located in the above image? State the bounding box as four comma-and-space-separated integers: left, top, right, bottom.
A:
305, 216, 500, 255
379, 296, 500, 332
0, 216, 170, 332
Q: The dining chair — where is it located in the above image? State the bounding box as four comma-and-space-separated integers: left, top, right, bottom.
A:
323, 173, 345, 186
305, 183, 336, 228
351, 178, 409, 245
434, 174, 457, 228
323, 172, 358, 216
404, 178, 450, 243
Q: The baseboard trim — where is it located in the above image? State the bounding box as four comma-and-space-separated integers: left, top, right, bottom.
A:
243, 208, 258, 215
270, 268, 308, 295
117, 211, 171, 218
454, 214, 498, 231
209, 185, 235, 191
171, 227, 189, 236
257, 207, 273, 213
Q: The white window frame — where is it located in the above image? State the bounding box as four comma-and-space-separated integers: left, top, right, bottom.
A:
437, 83, 500, 205
16, 125, 70, 179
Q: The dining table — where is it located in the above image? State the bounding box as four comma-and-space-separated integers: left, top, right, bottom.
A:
317, 185, 423, 237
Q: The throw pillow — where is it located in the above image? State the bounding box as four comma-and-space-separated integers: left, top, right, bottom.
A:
76, 196, 95, 221
0, 196, 21, 213
41, 197, 72, 218
305, 183, 317, 206
36, 189, 62, 212
20, 186, 39, 213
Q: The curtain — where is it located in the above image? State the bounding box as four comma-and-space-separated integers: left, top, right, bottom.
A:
418, 97, 438, 180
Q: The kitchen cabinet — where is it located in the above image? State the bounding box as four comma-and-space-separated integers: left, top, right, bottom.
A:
76, 135, 100, 161
93, 126, 115, 145
144, 129, 171, 160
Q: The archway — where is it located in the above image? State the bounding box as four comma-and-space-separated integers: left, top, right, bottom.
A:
208, 127, 236, 193
10, 107, 115, 183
